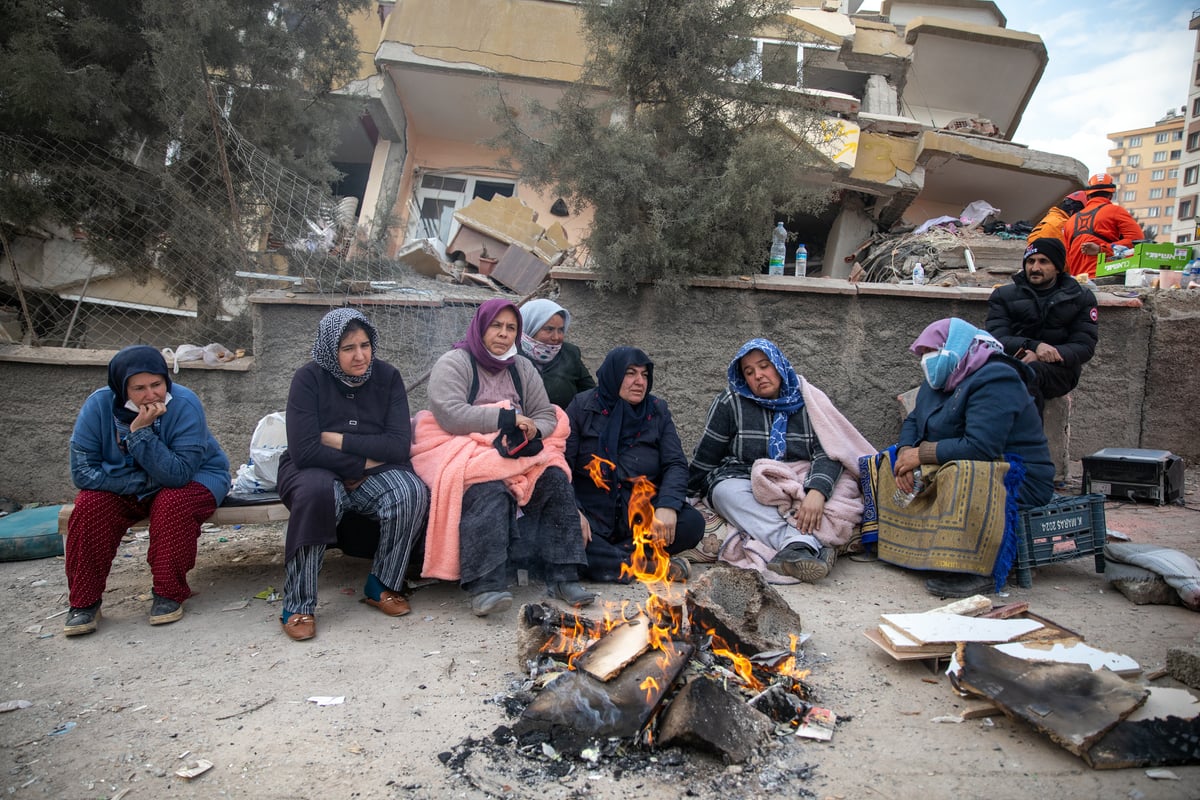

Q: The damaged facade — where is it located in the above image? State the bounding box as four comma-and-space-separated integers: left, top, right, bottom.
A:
344, 0, 1088, 277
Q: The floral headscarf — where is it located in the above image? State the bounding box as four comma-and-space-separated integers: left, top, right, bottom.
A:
727, 338, 805, 460
910, 318, 1003, 392
312, 307, 378, 386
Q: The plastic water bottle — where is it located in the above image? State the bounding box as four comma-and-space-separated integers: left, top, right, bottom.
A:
912, 262, 926, 285
769, 222, 786, 276
795, 243, 808, 277
892, 468, 924, 507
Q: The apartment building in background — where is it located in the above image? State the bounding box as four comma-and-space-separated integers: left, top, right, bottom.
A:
1106, 111, 1185, 243
1170, 9, 1200, 244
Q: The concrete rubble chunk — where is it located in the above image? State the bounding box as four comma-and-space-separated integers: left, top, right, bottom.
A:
656, 676, 772, 764
687, 564, 805, 655
1166, 645, 1200, 690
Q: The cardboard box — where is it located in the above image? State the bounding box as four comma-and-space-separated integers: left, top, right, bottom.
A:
1096, 243, 1191, 277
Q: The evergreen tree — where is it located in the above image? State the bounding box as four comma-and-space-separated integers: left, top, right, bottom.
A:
494, 0, 833, 293
0, 0, 366, 336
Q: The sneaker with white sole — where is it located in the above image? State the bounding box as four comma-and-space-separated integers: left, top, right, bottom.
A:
768, 543, 836, 582
149, 593, 184, 625
63, 602, 101, 636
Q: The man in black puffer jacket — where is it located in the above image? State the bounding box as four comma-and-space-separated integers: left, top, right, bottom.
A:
985, 237, 1098, 416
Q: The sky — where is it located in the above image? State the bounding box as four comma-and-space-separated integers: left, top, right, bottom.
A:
860, 0, 1196, 175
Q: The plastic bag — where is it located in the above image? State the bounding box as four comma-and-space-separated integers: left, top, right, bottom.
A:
202, 342, 236, 365
231, 412, 288, 494
162, 344, 204, 374
959, 200, 1001, 229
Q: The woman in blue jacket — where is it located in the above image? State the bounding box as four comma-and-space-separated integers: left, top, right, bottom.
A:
64, 345, 230, 635
565, 346, 704, 582
865, 318, 1053, 598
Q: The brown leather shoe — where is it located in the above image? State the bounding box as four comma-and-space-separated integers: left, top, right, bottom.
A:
281, 613, 315, 641
363, 590, 411, 617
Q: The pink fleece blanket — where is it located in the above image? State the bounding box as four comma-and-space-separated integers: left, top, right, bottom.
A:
409, 405, 570, 581
721, 379, 875, 580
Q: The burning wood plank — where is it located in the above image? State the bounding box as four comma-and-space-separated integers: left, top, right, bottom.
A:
575, 618, 652, 682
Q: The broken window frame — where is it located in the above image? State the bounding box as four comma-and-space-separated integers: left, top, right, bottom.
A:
730, 37, 836, 89
409, 172, 516, 246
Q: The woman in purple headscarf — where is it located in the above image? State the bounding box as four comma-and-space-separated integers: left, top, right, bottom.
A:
860, 317, 1054, 598
422, 299, 594, 616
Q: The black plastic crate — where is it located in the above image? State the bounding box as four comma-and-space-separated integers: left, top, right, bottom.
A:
1012, 493, 1107, 588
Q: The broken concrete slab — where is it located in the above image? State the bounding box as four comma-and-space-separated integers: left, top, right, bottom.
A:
1106, 560, 1182, 607
687, 565, 805, 655
656, 676, 772, 764
396, 237, 452, 278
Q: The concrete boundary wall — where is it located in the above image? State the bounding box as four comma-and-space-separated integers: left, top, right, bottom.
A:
2, 277, 1195, 504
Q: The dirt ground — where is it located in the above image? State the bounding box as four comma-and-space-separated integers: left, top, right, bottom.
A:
2, 464, 1199, 800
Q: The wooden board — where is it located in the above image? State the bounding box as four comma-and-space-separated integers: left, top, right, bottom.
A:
575, 619, 652, 682
1086, 686, 1200, 769
863, 627, 952, 661
992, 640, 1141, 677
880, 613, 1043, 645
955, 641, 1149, 757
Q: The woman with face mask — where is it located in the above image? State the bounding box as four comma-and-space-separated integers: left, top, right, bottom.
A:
861, 317, 1054, 599
518, 299, 595, 409
412, 299, 595, 617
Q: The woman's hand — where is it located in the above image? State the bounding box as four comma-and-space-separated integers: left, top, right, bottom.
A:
794, 492, 825, 534
651, 507, 678, 546
320, 431, 344, 450
514, 414, 538, 440
578, 510, 592, 545
894, 446, 921, 494
130, 401, 167, 432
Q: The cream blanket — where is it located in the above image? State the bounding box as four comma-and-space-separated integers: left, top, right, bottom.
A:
409, 405, 570, 581
749, 378, 875, 548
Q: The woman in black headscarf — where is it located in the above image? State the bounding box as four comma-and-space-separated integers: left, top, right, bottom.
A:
275, 308, 430, 642
565, 346, 704, 582
64, 345, 230, 635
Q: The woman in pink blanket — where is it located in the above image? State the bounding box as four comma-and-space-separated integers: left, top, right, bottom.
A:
688, 339, 872, 583
416, 299, 595, 616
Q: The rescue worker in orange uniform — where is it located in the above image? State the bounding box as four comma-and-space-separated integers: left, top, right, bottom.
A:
1063, 173, 1144, 279
1027, 191, 1087, 247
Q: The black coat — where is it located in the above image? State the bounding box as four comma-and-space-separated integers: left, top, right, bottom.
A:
564, 388, 689, 540
984, 271, 1098, 384
522, 342, 595, 409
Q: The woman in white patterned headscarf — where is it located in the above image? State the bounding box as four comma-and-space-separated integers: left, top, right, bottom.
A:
518, 299, 595, 408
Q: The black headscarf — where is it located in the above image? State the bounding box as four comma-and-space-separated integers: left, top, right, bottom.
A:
312, 307, 379, 386
107, 345, 171, 424
593, 346, 655, 461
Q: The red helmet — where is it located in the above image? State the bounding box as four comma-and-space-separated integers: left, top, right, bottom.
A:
1087, 173, 1116, 191
1066, 190, 1087, 203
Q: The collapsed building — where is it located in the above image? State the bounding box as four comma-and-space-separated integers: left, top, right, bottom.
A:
338, 0, 1087, 278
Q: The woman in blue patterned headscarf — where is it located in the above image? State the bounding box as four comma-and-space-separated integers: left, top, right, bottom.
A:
688, 338, 846, 582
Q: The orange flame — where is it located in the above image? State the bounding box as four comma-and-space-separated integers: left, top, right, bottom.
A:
708, 629, 764, 691
640, 675, 660, 704
585, 454, 616, 491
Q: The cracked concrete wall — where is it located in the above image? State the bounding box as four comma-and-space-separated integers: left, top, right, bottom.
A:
3, 284, 1193, 505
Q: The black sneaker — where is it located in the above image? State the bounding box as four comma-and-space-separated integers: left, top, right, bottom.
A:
768, 542, 835, 582
63, 602, 101, 636
149, 593, 184, 626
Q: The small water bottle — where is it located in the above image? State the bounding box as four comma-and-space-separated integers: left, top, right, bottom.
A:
769, 222, 786, 276
912, 261, 926, 285
794, 243, 808, 277
892, 467, 924, 507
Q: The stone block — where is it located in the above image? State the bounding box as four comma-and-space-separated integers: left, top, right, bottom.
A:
1166, 645, 1200, 690
687, 564, 804, 655
656, 676, 772, 764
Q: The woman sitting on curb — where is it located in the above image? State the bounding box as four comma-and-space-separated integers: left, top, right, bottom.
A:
413, 299, 594, 616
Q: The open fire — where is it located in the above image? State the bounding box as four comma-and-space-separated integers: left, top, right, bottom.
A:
512, 457, 822, 761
